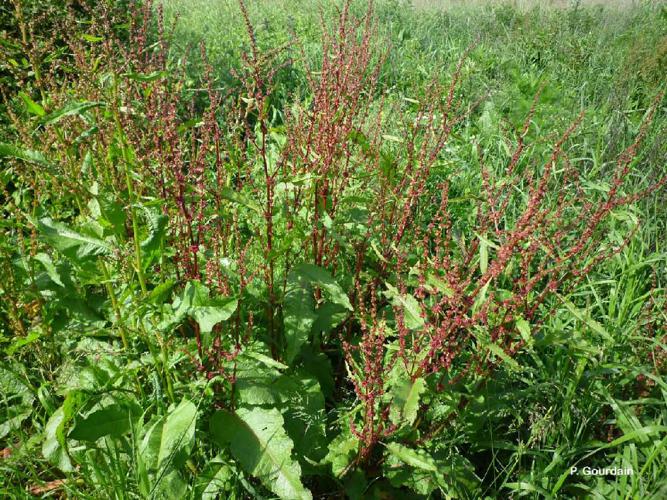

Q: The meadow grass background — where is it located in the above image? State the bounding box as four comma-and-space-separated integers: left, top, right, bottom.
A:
412, 0, 651, 9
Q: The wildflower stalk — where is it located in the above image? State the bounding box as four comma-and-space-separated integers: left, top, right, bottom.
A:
100, 258, 129, 350
112, 76, 147, 295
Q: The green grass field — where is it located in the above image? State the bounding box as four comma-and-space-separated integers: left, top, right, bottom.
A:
1, 0, 666, 498
411, 0, 648, 9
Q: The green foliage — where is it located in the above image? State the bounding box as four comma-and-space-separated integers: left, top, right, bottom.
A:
32, 217, 112, 261
0, 366, 34, 440
0, 143, 55, 169
284, 263, 351, 362
384, 283, 424, 330
389, 376, 426, 427
323, 427, 359, 478
157, 399, 197, 472
211, 407, 312, 500
169, 281, 238, 336
384, 443, 481, 497
39, 101, 105, 127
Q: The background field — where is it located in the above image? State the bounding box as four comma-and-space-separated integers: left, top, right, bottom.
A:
411, 0, 650, 9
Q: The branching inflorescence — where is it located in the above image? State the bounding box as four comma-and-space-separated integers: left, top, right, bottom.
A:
3, 0, 665, 467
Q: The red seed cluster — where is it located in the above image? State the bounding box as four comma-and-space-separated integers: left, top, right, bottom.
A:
4, 0, 665, 452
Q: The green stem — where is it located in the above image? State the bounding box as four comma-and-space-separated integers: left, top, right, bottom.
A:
101, 259, 146, 399
112, 77, 147, 295
124, 162, 148, 295
53, 127, 85, 215
100, 259, 129, 349
160, 340, 176, 404
140, 319, 176, 405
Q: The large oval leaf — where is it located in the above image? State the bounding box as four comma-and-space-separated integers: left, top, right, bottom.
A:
69, 402, 140, 441
32, 217, 111, 261
210, 407, 312, 500
157, 399, 197, 471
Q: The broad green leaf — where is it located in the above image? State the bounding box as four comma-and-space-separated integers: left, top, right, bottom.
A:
139, 206, 168, 270
0, 366, 33, 399
93, 193, 126, 236
385, 443, 437, 472
234, 368, 323, 411
69, 402, 139, 441
62, 390, 89, 421
284, 270, 317, 363
235, 363, 327, 464
196, 457, 233, 500
40, 101, 104, 126
149, 280, 176, 305
285, 264, 352, 362
291, 264, 353, 311
157, 399, 197, 471
56, 355, 118, 393
138, 415, 165, 472
300, 346, 334, 399
42, 407, 73, 472
154, 470, 188, 498
211, 407, 312, 500
234, 367, 327, 466
42, 390, 88, 472
384, 283, 424, 329
19, 91, 45, 116
34, 252, 64, 287
32, 217, 111, 261
486, 343, 520, 372
312, 302, 349, 335
386, 447, 481, 497
515, 317, 533, 346
0, 406, 32, 440
324, 430, 359, 478
385, 453, 437, 495
170, 281, 237, 334
243, 350, 288, 370
389, 377, 426, 426
173, 281, 210, 312
0, 143, 54, 169
479, 234, 489, 274
191, 300, 238, 334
